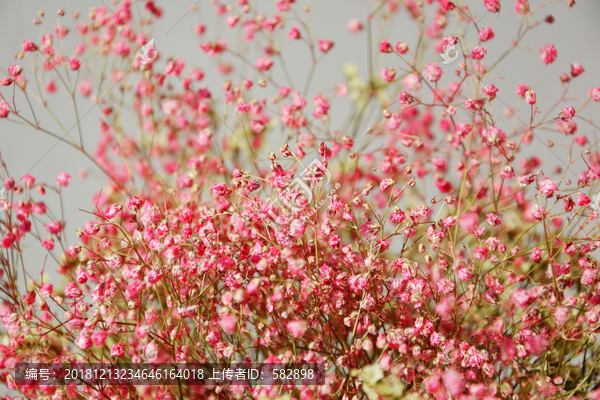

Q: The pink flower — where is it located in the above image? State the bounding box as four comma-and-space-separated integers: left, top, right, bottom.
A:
328, 233, 341, 249
556, 118, 577, 135
457, 266, 471, 280
219, 314, 238, 335
110, 344, 125, 358
8, 64, 22, 77
398, 90, 414, 104
483, 83, 498, 100
127, 196, 143, 211
380, 67, 396, 83
589, 87, 600, 102
288, 25, 301, 40
22, 40, 37, 52
518, 174, 535, 187
571, 62, 584, 77
45, 220, 63, 234
21, 176, 37, 192
465, 99, 483, 111
211, 183, 232, 196
286, 320, 308, 338
56, 171, 71, 187
514, 0, 530, 15
538, 178, 558, 198
39, 283, 53, 298
459, 212, 479, 233
470, 46, 487, 60
68, 56, 82, 71
0, 101, 9, 119
395, 42, 409, 54
581, 269, 597, 285
255, 56, 274, 72
577, 192, 590, 206
554, 306, 569, 325
528, 247, 542, 263
391, 209, 406, 223
379, 40, 393, 53
67, 244, 81, 256
474, 246, 489, 261
531, 204, 548, 221
1, 233, 15, 249
317, 39, 334, 53
473, 61, 487, 75
79, 81, 92, 97
443, 368, 465, 396
423, 62, 442, 82
403, 73, 421, 91
479, 27, 495, 42
559, 105, 575, 120
105, 203, 123, 219
483, 126, 507, 145
55, 24, 69, 38
194, 23, 205, 36
432, 157, 446, 171
486, 213, 501, 227
430, 332, 446, 346
346, 18, 363, 33
516, 83, 529, 97
484, 0, 501, 12
41, 238, 55, 250
525, 89, 536, 105
225, 14, 239, 27
45, 79, 57, 93
64, 281, 82, 298
91, 331, 107, 347
76, 334, 92, 350
512, 289, 532, 308
380, 179, 395, 192
540, 44, 557, 65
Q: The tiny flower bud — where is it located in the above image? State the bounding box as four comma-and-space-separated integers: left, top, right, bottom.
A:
38, 10, 44, 17
258, 79, 267, 87
444, 196, 456, 204
57, 9, 65, 16
395, 42, 408, 54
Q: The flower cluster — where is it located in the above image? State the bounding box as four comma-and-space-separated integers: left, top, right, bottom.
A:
0, 1, 599, 399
